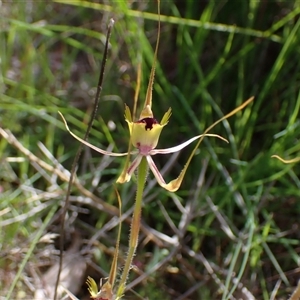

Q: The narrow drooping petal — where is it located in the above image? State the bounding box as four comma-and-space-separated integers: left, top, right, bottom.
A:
146, 155, 167, 187
150, 133, 228, 155
59, 112, 137, 157
117, 155, 143, 183
151, 96, 255, 192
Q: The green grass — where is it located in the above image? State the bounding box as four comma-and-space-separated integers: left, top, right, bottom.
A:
2, 1, 300, 299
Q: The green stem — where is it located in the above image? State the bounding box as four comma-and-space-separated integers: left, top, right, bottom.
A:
117, 156, 148, 298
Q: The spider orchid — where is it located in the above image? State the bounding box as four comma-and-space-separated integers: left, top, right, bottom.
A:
60, 85, 254, 191
59, 102, 228, 192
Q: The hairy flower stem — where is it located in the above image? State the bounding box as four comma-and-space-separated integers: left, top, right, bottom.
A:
117, 156, 148, 297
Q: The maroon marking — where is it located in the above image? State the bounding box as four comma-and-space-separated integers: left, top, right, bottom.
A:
136, 117, 158, 130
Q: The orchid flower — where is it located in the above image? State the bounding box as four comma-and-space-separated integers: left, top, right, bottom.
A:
59, 89, 254, 191
59, 102, 228, 192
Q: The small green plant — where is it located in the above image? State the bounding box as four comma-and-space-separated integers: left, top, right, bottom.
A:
59, 1, 254, 298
